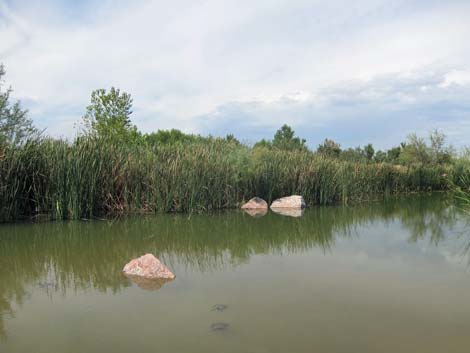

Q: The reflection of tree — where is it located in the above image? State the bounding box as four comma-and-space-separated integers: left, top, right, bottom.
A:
0, 193, 462, 339
448, 210, 470, 266
400, 196, 458, 245
0, 298, 8, 340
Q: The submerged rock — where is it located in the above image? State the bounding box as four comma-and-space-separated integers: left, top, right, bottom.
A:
123, 253, 175, 280
211, 304, 228, 312
241, 197, 268, 210
271, 208, 305, 218
210, 322, 230, 331
270, 195, 306, 209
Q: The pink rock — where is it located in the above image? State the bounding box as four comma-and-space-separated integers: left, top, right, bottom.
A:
123, 253, 175, 279
270, 195, 306, 209
241, 197, 268, 209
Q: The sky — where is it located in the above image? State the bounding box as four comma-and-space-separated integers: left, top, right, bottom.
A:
1, 0, 470, 149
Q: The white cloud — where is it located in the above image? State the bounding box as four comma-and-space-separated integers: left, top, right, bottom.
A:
442, 70, 470, 87
0, 0, 469, 146
201, 69, 470, 148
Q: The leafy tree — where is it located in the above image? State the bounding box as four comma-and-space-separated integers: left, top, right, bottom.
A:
399, 133, 430, 165
429, 129, 453, 164
83, 87, 139, 142
272, 124, 307, 151
397, 130, 454, 166
253, 138, 272, 149
317, 138, 341, 158
225, 133, 240, 145
0, 64, 37, 145
144, 129, 199, 146
374, 150, 387, 163
253, 125, 306, 151
340, 146, 368, 162
363, 143, 375, 161
144, 130, 240, 147
386, 146, 401, 163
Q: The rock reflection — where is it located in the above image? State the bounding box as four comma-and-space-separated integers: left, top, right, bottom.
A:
242, 208, 268, 218
271, 208, 305, 218
123, 275, 174, 291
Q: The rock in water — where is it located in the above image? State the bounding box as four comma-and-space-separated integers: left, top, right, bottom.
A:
270, 195, 306, 209
123, 253, 175, 279
241, 197, 268, 210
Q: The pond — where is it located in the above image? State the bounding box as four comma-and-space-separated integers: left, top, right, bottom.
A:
1, 194, 470, 353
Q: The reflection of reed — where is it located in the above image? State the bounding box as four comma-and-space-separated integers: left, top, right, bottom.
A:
400, 197, 458, 245
445, 209, 470, 266
0, 193, 461, 339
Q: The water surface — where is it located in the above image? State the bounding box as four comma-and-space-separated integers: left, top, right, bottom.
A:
1, 194, 470, 353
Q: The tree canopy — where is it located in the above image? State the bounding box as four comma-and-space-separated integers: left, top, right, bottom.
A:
82, 87, 139, 142
0, 64, 37, 146
317, 139, 341, 158
399, 130, 453, 166
254, 124, 307, 151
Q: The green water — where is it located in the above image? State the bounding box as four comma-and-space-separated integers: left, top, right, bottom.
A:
1, 194, 470, 353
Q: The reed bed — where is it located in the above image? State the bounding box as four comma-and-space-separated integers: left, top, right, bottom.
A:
0, 137, 453, 222
450, 158, 470, 211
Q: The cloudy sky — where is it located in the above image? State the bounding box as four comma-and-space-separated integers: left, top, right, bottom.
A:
1, 0, 470, 149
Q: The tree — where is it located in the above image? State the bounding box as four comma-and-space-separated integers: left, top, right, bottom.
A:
83, 87, 139, 141
386, 146, 401, 163
144, 129, 198, 146
0, 64, 37, 145
272, 124, 307, 151
317, 138, 341, 158
429, 129, 453, 164
225, 133, 240, 145
363, 143, 375, 161
340, 146, 365, 162
399, 133, 430, 165
253, 138, 272, 149
374, 150, 387, 163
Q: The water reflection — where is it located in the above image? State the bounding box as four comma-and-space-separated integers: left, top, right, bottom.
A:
123, 275, 174, 291
242, 208, 268, 218
271, 208, 305, 218
0, 194, 468, 340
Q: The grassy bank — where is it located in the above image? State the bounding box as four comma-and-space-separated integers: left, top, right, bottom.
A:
0, 136, 459, 222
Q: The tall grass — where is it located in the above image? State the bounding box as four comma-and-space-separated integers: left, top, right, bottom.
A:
0, 136, 454, 222
450, 157, 470, 211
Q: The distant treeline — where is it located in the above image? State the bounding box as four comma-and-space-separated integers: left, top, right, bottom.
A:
1, 66, 470, 221
143, 125, 455, 166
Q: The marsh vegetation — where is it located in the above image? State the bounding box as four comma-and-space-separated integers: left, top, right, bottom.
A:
1, 65, 469, 222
